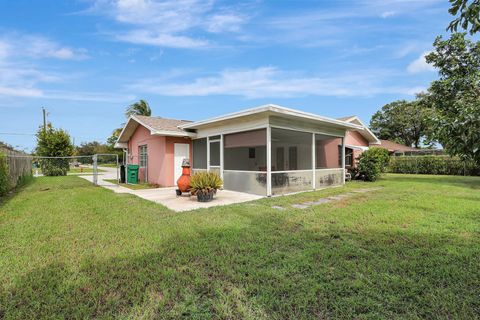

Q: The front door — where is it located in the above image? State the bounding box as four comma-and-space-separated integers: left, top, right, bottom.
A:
174, 143, 190, 183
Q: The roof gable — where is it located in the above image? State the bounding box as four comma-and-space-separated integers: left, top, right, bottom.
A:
115, 115, 195, 147
337, 115, 380, 144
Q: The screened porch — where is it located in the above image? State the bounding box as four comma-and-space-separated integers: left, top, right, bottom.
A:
191, 126, 345, 196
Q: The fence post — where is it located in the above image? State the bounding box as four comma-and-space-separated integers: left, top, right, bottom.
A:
92, 155, 98, 186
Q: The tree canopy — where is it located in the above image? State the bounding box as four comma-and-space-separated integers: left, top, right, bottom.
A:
125, 100, 152, 118
448, 0, 480, 34
35, 124, 74, 176
370, 100, 433, 148
422, 33, 480, 164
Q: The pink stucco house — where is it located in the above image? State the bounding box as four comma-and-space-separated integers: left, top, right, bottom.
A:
337, 116, 381, 168
115, 105, 390, 196
115, 115, 195, 186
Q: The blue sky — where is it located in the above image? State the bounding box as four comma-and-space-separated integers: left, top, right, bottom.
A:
0, 0, 453, 151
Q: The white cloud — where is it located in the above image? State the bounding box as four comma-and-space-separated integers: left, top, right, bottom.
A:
41, 90, 136, 102
407, 52, 435, 73
206, 13, 247, 33
129, 66, 422, 98
0, 86, 43, 98
0, 32, 132, 103
116, 30, 209, 48
90, 0, 248, 48
0, 34, 88, 61
380, 11, 396, 18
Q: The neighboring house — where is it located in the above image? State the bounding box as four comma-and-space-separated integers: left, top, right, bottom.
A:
116, 104, 369, 196
377, 139, 419, 155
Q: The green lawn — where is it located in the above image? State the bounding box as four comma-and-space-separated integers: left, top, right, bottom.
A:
0, 174, 479, 319
32, 167, 105, 175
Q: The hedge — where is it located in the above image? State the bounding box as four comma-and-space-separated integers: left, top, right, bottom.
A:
387, 156, 480, 176
0, 153, 9, 196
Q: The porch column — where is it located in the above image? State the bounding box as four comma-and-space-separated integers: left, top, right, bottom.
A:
341, 136, 346, 184
312, 133, 316, 190
266, 126, 272, 197
207, 136, 210, 172
220, 134, 224, 181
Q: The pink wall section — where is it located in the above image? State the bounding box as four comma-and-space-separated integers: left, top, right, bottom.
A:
345, 131, 369, 168
345, 131, 369, 147
127, 125, 192, 187
316, 138, 342, 168
316, 132, 369, 169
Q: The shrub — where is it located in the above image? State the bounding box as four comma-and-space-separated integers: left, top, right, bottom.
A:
35, 125, 73, 176
0, 153, 9, 196
388, 156, 480, 176
190, 171, 223, 194
39, 158, 69, 176
358, 147, 390, 182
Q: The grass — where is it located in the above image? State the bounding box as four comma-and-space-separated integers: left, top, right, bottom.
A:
104, 179, 160, 190
68, 167, 106, 174
98, 163, 119, 168
32, 167, 106, 175
0, 174, 479, 319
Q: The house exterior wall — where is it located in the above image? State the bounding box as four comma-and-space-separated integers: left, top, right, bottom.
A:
345, 130, 370, 168
345, 130, 369, 147
316, 138, 342, 168
127, 125, 192, 187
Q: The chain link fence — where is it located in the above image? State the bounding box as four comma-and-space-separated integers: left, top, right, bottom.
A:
1, 154, 120, 189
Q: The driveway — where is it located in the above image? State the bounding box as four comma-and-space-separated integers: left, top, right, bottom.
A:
79, 166, 263, 212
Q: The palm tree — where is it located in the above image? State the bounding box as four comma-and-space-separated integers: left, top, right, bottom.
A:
125, 99, 152, 118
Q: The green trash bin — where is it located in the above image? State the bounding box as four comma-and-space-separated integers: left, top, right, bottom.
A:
127, 164, 139, 184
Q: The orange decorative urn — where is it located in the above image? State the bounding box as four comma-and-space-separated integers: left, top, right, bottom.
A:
176, 159, 191, 196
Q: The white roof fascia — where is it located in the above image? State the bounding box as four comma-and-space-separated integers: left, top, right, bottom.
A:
346, 116, 381, 144
179, 104, 363, 130
345, 144, 369, 151
115, 116, 136, 145
117, 115, 193, 145
151, 130, 197, 138
114, 142, 128, 149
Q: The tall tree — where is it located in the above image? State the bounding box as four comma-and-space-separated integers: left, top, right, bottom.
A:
35, 124, 74, 176
125, 99, 152, 118
423, 33, 480, 164
370, 100, 433, 148
448, 0, 480, 34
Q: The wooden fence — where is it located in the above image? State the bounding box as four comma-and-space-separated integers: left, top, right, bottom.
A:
0, 148, 32, 189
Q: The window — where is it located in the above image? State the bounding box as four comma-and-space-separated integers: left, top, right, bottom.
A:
249, 148, 256, 159
193, 138, 207, 169
271, 128, 312, 171
210, 141, 220, 166
338, 147, 354, 167
139, 145, 147, 167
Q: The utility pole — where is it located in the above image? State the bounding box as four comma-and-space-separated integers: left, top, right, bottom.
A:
42, 107, 47, 132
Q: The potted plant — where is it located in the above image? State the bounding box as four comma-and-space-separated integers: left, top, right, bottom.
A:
190, 171, 223, 202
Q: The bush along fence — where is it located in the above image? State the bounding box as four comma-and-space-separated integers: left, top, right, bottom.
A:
0, 149, 33, 197
387, 156, 480, 176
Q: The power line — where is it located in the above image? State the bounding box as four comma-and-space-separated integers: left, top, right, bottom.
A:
0, 132, 36, 136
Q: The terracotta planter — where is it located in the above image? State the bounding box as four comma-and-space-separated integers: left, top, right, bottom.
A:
196, 190, 215, 202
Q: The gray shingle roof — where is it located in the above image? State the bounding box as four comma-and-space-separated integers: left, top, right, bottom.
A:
134, 115, 192, 134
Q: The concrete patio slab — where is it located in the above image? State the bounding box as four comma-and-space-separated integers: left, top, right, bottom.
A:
79, 166, 263, 212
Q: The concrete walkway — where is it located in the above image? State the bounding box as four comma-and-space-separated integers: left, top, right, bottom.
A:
272, 187, 383, 211
79, 166, 263, 212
